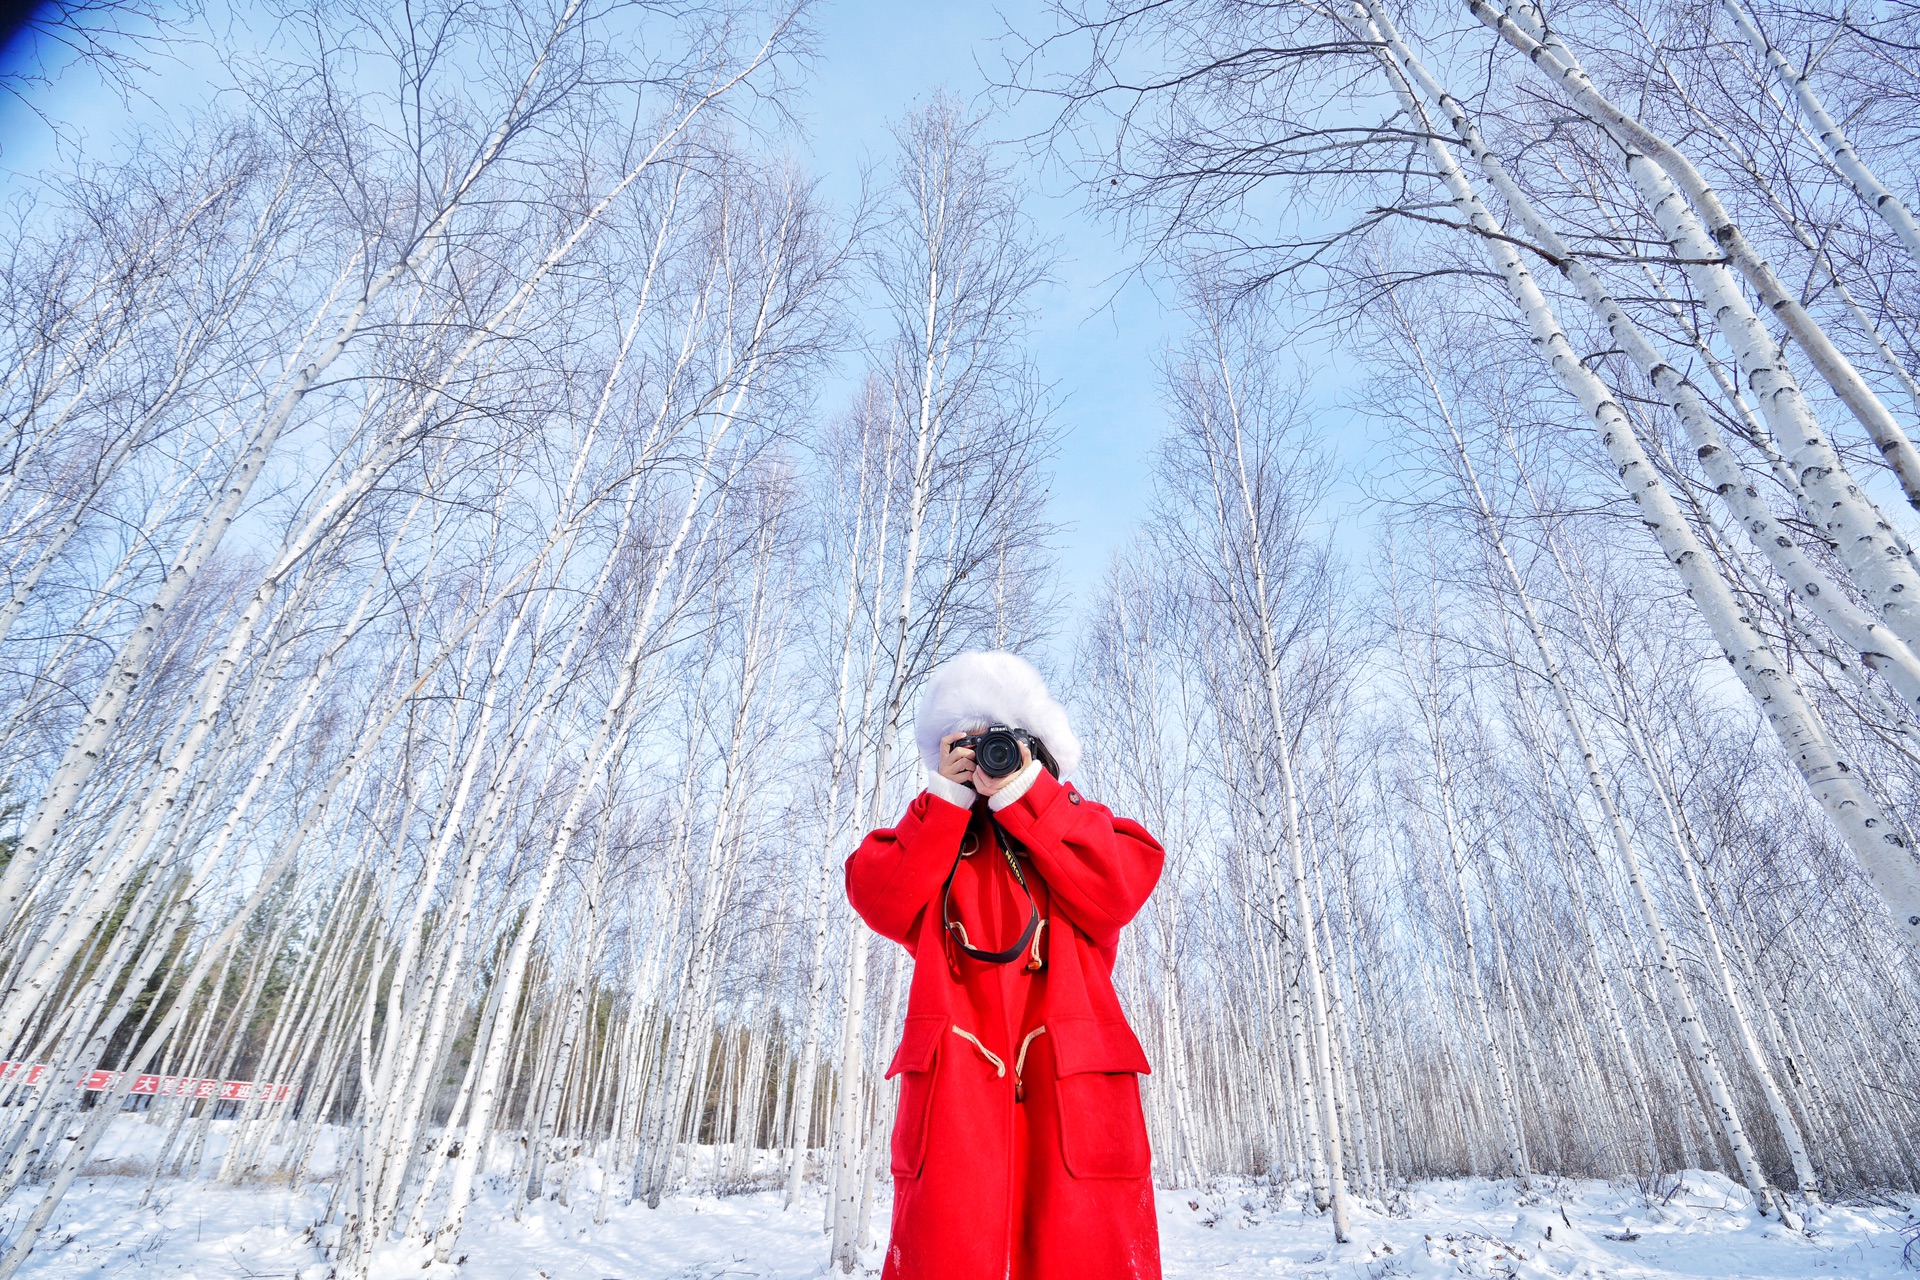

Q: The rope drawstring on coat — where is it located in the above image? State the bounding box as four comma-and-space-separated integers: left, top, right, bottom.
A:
949, 1026, 1004, 1076
947, 1024, 1047, 1101
1014, 1025, 1046, 1103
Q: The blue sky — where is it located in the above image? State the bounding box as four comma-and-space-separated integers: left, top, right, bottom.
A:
793, 1, 1179, 627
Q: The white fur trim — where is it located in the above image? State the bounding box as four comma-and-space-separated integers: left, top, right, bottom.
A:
915, 651, 1081, 778
925, 772, 976, 810
987, 758, 1043, 811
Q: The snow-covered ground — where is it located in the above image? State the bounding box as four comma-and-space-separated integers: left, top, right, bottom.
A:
3, 1120, 1915, 1278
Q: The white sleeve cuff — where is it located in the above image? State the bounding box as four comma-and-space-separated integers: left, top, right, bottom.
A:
925, 772, 976, 810
987, 759, 1044, 811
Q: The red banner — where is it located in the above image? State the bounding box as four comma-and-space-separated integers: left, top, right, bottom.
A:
0, 1061, 297, 1102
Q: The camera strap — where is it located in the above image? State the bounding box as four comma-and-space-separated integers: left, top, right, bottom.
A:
941, 816, 1042, 968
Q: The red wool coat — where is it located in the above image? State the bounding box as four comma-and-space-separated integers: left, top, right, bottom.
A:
844, 767, 1166, 1280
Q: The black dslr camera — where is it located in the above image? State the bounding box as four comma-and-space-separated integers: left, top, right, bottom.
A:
953, 725, 1038, 778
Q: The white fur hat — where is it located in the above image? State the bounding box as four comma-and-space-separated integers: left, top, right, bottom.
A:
914, 650, 1081, 778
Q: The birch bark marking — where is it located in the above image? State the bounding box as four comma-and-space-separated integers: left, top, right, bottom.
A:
219, 870, 368, 1184
1302, 802, 1374, 1192
1644, 76, 1920, 431
1508, 667, 1663, 1174
0, 453, 581, 1063
1467, 0, 1920, 513
524, 865, 606, 1205
1089, 566, 1205, 1186
628, 683, 723, 1206
346, 620, 533, 1260
1718, 0, 1920, 268
0, 505, 387, 1059
1195, 612, 1325, 1196
1622, 146, 1920, 621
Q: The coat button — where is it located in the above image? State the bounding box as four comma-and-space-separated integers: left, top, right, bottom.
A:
1068, 790, 1081, 805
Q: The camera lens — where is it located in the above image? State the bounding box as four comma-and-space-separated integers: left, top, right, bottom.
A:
976, 730, 1022, 777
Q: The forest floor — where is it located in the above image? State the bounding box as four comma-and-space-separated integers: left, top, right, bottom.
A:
1, 1119, 1915, 1278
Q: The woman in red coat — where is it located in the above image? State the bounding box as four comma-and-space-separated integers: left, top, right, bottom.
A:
845, 650, 1166, 1280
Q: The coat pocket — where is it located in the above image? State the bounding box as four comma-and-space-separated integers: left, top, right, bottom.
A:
1050, 1017, 1151, 1179
886, 1014, 943, 1178
1056, 1071, 1150, 1178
